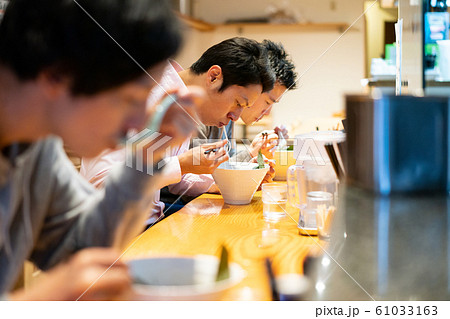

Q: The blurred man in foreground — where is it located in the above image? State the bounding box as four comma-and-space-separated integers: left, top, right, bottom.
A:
0, 0, 199, 300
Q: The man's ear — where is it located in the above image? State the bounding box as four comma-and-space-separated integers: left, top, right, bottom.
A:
36, 69, 71, 99
206, 65, 223, 91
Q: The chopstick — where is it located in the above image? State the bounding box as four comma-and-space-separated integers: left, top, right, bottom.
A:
222, 126, 230, 157
203, 126, 230, 155
277, 130, 287, 150
324, 143, 344, 180
204, 148, 217, 155
265, 258, 280, 301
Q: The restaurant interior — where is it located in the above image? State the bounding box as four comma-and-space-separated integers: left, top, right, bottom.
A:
12, 0, 450, 303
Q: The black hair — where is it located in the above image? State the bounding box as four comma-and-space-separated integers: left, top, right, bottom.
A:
190, 37, 275, 93
0, 0, 182, 95
262, 40, 297, 90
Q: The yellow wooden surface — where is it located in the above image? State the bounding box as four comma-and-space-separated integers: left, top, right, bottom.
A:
122, 186, 323, 301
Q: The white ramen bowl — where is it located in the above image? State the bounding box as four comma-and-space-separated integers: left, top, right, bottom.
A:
128, 255, 245, 301
212, 162, 269, 205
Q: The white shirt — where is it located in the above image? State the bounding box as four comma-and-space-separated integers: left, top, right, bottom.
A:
81, 60, 190, 224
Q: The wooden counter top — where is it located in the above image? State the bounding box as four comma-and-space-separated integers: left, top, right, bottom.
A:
122, 188, 323, 300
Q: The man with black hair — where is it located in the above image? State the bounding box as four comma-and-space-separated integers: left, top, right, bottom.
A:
0, 0, 200, 300
238, 40, 298, 163
81, 37, 276, 220
184, 40, 298, 194
186, 37, 275, 128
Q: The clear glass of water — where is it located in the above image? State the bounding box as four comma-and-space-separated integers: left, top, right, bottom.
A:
306, 191, 333, 210
305, 191, 334, 239
262, 183, 288, 221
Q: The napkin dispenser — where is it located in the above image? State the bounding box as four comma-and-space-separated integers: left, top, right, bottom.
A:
345, 95, 450, 195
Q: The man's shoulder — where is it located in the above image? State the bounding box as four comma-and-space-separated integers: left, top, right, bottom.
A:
36, 136, 64, 154
147, 60, 186, 107
31, 136, 75, 168
168, 59, 184, 73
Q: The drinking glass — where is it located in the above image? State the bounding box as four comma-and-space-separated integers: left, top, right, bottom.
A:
262, 183, 288, 221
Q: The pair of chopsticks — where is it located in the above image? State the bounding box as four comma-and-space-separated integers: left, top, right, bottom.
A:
203, 126, 231, 155
222, 126, 230, 157
324, 142, 345, 181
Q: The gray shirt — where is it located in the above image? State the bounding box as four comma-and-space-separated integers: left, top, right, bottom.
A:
0, 137, 161, 295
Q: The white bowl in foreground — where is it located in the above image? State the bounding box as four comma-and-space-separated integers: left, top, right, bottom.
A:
128, 255, 245, 301
212, 162, 269, 205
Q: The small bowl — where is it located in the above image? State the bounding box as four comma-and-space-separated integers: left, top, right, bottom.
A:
128, 255, 245, 301
212, 162, 269, 205
275, 273, 310, 301
273, 149, 296, 181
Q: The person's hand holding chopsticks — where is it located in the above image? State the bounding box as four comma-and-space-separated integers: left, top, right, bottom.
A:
248, 130, 279, 159
178, 139, 229, 175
